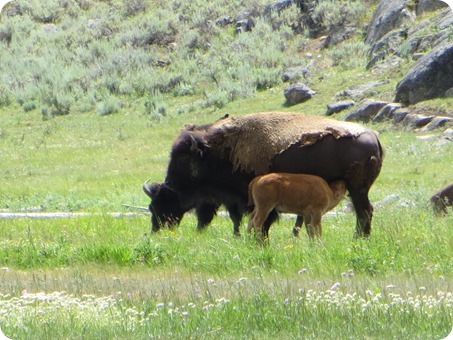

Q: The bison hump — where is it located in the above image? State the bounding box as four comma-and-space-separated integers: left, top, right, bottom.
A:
206, 112, 368, 174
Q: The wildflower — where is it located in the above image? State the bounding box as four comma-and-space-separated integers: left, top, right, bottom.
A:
207, 278, 215, 284
419, 287, 427, 292
386, 285, 396, 290
156, 303, 165, 308
298, 268, 307, 275
284, 244, 294, 250
330, 282, 340, 291
181, 311, 189, 317
1, 267, 8, 272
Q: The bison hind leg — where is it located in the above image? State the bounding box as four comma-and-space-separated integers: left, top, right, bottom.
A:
349, 190, 373, 238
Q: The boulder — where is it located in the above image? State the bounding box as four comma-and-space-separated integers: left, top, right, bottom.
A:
263, 0, 293, 18
400, 113, 434, 129
445, 88, 453, 98
344, 99, 388, 123
215, 16, 232, 27
336, 80, 389, 99
367, 29, 408, 69
421, 116, 453, 131
284, 83, 316, 105
365, 0, 414, 46
373, 103, 403, 122
393, 108, 410, 124
325, 100, 355, 116
416, 0, 448, 15
395, 43, 453, 105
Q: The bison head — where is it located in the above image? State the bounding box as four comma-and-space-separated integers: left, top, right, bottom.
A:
143, 180, 185, 232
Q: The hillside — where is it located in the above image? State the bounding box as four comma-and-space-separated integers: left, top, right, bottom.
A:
0, 0, 451, 122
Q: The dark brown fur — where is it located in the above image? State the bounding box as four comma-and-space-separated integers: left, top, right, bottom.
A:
430, 183, 453, 214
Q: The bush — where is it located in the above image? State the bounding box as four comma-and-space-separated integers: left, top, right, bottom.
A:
96, 96, 121, 116
0, 84, 12, 107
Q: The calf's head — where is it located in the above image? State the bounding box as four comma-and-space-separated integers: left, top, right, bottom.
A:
329, 180, 347, 207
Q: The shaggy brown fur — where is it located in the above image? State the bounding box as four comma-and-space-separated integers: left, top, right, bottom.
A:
430, 183, 453, 214
204, 112, 369, 174
247, 173, 347, 240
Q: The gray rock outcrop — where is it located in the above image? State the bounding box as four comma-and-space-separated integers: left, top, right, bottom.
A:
395, 43, 453, 105
284, 83, 316, 105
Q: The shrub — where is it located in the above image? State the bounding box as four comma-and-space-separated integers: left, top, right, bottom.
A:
96, 96, 121, 116
327, 40, 369, 70
0, 84, 12, 107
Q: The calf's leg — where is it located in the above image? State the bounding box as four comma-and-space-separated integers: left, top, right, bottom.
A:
305, 214, 322, 239
293, 215, 304, 237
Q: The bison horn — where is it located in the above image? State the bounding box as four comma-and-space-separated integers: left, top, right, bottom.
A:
143, 180, 160, 198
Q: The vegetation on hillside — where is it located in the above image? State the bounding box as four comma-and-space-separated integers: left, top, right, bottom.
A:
0, 0, 383, 120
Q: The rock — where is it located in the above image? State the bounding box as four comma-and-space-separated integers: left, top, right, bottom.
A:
400, 113, 434, 129
215, 16, 232, 27
370, 55, 403, 73
323, 26, 357, 48
263, 0, 293, 17
344, 99, 388, 123
365, 0, 415, 46
416, 0, 448, 15
445, 88, 453, 98
412, 53, 425, 61
444, 128, 453, 137
373, 103, 403, 122
336, 80, 389, 99
421, 116, 453, 131
325, 100, 355, 116
393, 108, 410, 124
367, 29, 407, 69
284, 83, 316, 105
395, 43, 453, 105
282, 67, 308, 83
233, 9, 259, 34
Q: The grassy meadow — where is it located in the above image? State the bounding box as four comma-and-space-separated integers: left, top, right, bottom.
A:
1, 93, 452, 339
1, 0, 453, 338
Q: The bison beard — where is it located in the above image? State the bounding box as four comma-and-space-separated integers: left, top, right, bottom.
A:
143, 112, 383, 239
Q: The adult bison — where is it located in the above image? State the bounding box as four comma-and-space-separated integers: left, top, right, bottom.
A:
143, 112, 383, 238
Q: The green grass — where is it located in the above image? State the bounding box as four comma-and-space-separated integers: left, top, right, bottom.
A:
1, 1, 452, 338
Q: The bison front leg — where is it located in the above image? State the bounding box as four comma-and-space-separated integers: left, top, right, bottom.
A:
195, 203, 219, 231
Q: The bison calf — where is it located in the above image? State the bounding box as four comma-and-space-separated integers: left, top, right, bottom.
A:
248, 173, 346, 240
430, 183, 453, 215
